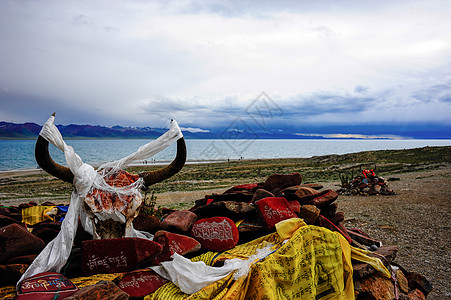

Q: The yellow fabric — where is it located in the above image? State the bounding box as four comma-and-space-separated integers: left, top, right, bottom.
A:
217, 220, 354, 300
146, 218, 391, 300
0, 285, 16, 299
21, 205, 56, 225
350, 246, 391, 278
148, 218, 355, 300
70, 273, 123, 288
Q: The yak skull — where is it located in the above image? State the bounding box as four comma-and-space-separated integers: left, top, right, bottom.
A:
35, 133, 186, 239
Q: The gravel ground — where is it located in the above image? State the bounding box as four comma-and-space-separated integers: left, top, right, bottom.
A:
333, 168, 451, 299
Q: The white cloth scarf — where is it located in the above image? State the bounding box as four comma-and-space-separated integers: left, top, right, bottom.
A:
18, 115, 183, 285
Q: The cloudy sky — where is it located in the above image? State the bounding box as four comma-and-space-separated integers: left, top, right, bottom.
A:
1, 0, 450, 137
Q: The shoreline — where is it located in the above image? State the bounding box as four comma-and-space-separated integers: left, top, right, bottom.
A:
0, 159, 236, 178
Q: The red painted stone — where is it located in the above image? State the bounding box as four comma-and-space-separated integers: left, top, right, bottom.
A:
0, 214, 19, 228
294, 187, 318, 198
118, 269, 168, 297
359, 273, 395, 300
191, 217, 239, 252
64, 280, 127, 300
262, 173, 302, 193
318, 215, 352, 244
16, 272, 78, 300
309, 190, 338, 208
151, 230, 201, 264
0, 223, 45, 263
406, 272, 433, 296
225, 183, 260, 193
160, 210, 198, 232
255, 197, 298, 230
251, 189, 274, 203
81, 237, 163, 275
408, 288, 426, 300
298, 205, 320, 224
133, 214, 160, 234
288, 200, 301, 214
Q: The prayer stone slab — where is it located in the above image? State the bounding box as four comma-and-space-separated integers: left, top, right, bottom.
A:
160, 210, 198, 232
16, 272, 78, 300
262, 173, 302, 193
151, 230, 201, 264
255, 197, 297, 230
190, 217, 239, 252
118, 269, 168, 297
81, 237, 162, 275
0, 223, 45, 263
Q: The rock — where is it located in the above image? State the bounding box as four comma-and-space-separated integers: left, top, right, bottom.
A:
352, 262, 376, 278
193, 201, 256, 221
191, 217, 239, 252
255, 197, 298, 230
407, 288, 426, 300
6, 254, 37, 265
318, 216, 352, 244
32, 227, 60, 244
309, 190, 338, 208
328, 211, 345, 224
262, 173, 302, 194
0, 263, 29, 286
224, 183, 261, 193
346, 228, 383, 248
0, 214, 19, 228
151, 230, 201, 264
160, 210, 198, 232
16, 272, 78, 300
204, 191, 254, 203
0, 223, 45, 263
360, 273, 395, 300
406, 272, 433, 296
133, 214, 160, 234
251, 189, 274, 203
369, 246, 399, 264
346, 227, 371, 238
288, 201, 301, 214
319, 203, 338, 220
280, 184, 324, 197
396, 268, 409, 294
118, 269, 168, 297
64, 280, 128, 300
353, 246, 400, 279
81, 238, 163, 275
32, 221, 62, 231
236, 220, 266, 244
294, 187, 318, 199
298, 205, 320, 224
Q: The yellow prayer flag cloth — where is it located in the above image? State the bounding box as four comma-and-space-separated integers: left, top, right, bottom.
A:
21, 205, 57, 226
147, 218, 390, 300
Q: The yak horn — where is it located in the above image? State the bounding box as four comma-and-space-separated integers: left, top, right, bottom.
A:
140, 137, 186, 187
35, 135, 74, 184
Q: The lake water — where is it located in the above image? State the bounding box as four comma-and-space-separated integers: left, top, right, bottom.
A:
1, 139, 450, 171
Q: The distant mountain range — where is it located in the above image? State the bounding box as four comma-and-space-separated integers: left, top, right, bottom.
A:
1, 120, 450, 140
0, 121, 310, 140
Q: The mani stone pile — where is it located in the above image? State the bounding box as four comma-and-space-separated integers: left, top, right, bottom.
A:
337, 168, 396, 196
0, 173, 431, 299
